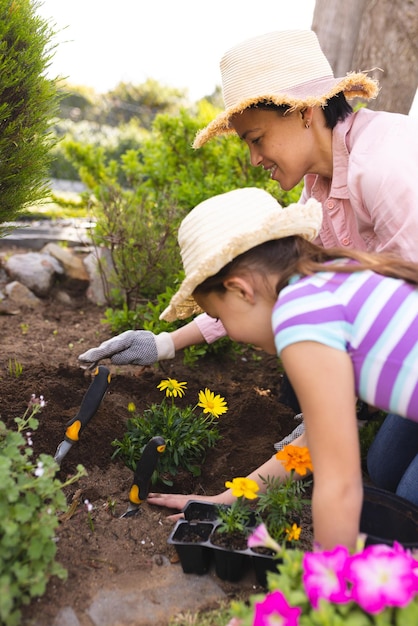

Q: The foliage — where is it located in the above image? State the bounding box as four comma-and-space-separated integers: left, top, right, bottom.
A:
256, 475, 311, 543
50, 117, 148, 182
63, 100, 303, 308
256, 445, 313, 543
230, 530, 418, 625
0, 0, 59, 230
0, 395, 86, 626
112, 379, 227, 486
216, 477, 260, 535
104, 78, 189, 127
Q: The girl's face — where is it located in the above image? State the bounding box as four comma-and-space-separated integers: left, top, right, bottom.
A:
194, 277, 277, 355
230, 107, 330, 190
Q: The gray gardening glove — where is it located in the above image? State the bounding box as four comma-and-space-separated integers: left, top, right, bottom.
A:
78, 330, 175, 366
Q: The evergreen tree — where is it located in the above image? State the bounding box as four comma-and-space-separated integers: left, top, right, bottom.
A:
0, 0, 59, 228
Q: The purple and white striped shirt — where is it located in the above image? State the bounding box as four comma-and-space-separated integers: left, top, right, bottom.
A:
272, 266, 418, 422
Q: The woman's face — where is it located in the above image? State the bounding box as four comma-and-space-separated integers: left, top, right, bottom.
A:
230, 107, 327, 190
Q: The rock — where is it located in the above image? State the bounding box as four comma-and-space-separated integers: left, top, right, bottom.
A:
5, 251, 63, 297
83, 248, 116, 306
42, 243, 90, 295
5, 281, 43, 308
0, 236, 117, 310
42, 243, 89, 281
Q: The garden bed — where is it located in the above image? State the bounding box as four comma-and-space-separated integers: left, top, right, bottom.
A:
0, 297, 310, 623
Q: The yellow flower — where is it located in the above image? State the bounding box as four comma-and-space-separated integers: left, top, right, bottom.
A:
225, 477, 259, 500
127, 402, 136, 413
275, 444, 313, 476
197, 388, 228, 418
285, 523, 302, 542
157, 378, 187, 398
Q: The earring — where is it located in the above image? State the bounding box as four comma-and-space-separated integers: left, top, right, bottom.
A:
305, 122, 310, 129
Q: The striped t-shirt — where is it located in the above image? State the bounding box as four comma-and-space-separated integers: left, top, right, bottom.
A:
272, 265, 418, 422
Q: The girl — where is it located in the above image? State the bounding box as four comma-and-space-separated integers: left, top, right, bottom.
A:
159, 187, 418, 549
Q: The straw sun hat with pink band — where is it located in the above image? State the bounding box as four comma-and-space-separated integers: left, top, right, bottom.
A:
160, 188, 323, 323
193, 30, 379, 148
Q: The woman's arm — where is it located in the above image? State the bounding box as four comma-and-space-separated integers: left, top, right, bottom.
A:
281, 340, 363, 550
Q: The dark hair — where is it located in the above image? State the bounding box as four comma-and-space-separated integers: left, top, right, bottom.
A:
251, 92, 353, 129
194, 237, 418, 300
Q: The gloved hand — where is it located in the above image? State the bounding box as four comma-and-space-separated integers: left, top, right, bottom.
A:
78, 330, 175, 366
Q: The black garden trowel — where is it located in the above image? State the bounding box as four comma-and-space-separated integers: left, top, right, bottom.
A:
53, 365, 111, 466
120, 436, 166, 518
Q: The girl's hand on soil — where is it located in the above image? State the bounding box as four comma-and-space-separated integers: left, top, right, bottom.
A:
147, 492, 228, 513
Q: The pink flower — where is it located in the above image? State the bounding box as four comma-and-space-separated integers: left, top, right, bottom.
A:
302, 546, 351, 608
345, 542, 418, 614
254, 590, 301, 626
247, 523, 281, 554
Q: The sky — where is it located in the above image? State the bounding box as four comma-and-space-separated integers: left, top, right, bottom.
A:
36, 0, 417, 114
36, 0, 316, 100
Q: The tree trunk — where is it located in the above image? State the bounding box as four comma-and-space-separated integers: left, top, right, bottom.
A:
312, 0, 418, 114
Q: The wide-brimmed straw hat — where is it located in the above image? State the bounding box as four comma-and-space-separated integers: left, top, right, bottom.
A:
160, 187, 323, 322
193, 30, 379, 148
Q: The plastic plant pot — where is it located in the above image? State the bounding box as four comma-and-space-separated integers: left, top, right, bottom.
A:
182, 500, 219, 522
251, 550, 281, 587
167, 520, 214, 575
211, 543, 252, 582
360, 485, 418, 550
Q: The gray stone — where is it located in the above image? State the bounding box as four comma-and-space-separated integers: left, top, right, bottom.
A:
5, 252, 63, 297
86, 559, 226, 626
51, 606, 81, 626
83, 248, 116, 306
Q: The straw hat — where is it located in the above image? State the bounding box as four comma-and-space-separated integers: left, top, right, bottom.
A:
160, 187, 323, 322
193, 30, 379, 148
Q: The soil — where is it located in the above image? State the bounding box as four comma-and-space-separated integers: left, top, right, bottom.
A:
0, 291, 313, 623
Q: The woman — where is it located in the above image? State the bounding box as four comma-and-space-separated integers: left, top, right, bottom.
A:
157, 187, 418, 549
79, 30, 418, 511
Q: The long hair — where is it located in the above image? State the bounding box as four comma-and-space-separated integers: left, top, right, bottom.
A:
194, 237, 418, 299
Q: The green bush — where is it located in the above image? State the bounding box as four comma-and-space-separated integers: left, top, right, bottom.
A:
0, 0, 59, 228
64, 101, 303, 309
0, 398, 85, 625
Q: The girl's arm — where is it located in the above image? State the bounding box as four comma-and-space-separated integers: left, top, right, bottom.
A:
147, 431, 309, 513
281, 340, 363, 550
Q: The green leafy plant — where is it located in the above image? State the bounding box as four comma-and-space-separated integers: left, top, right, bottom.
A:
64, 102, 302, 309
0, 395, 86, 626
112, 378, 228, 485
216, 477, 260, 536
0, 0, 59, 230
256, 445, 313, 543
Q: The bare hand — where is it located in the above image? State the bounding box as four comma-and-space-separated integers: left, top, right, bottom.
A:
147, 492, 225, 520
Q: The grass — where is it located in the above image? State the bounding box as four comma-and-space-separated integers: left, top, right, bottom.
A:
169, 602, 233, 625
19, 189, 90, 221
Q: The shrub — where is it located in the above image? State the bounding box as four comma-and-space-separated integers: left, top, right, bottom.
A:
0, 396, 85, 625
64, 102, 303, 308
0, 0, 59, 229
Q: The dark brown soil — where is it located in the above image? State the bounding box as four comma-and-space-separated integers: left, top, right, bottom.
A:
0, 294, 313, 623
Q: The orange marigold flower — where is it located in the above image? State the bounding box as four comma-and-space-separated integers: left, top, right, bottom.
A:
275, 444, 313, 476
285, 523, 302, 542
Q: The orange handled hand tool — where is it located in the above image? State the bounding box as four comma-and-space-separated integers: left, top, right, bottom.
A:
53, 365, 111, 466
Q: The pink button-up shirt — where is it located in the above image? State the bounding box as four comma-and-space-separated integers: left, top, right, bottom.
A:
197, 108, 418, 343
